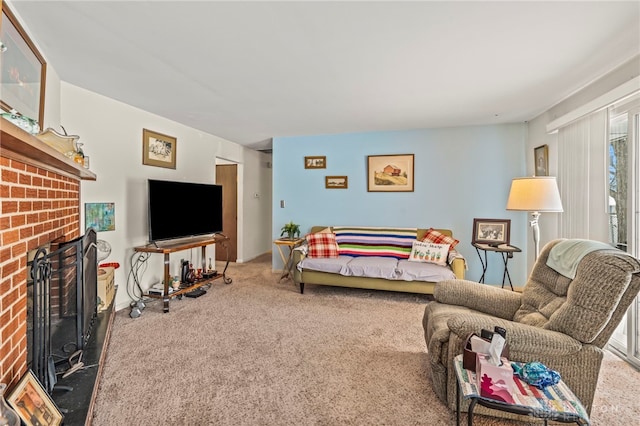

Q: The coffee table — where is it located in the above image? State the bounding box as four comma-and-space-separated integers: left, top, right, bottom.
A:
453, 354, 590, 425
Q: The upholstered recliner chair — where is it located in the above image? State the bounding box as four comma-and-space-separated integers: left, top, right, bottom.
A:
423, 238, 640, 418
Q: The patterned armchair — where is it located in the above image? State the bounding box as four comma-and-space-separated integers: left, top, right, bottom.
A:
422, 238, 640, 418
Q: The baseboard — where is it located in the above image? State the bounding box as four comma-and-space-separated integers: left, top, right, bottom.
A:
236, 251, 271, 264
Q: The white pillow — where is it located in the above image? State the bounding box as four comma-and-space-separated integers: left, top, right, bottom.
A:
408, 240, 450, 266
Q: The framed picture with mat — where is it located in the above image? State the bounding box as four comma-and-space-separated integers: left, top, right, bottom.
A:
472, 218, 511, 247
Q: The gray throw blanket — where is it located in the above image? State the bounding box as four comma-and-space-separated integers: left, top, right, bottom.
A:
546, 239, 614, 279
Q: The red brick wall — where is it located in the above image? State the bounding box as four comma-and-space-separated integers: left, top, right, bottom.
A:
0, 155, 80, 388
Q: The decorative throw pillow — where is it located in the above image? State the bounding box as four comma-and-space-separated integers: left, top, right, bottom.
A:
305, 232, 340, 259
422, 228, 459, 251
408, 240, 450, 266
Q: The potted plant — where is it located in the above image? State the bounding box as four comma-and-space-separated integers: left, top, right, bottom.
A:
280, 221, 301, 240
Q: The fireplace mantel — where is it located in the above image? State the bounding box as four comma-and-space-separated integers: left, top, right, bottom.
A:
1, 117, 97, 181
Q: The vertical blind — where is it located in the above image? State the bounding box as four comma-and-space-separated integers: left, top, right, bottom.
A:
557, 110, 607, 239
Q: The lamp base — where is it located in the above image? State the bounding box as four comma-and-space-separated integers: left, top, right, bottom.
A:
530, 211, 541, 259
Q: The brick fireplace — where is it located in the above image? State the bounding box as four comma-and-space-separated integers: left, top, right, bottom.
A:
0, 154, 81, 388
1, 118, 95, 391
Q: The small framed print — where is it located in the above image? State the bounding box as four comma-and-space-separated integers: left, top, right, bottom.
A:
305, 156, 326, 169
534, 144, 549, 176
85, 202, 115, 232
325, 175, 348, 189
8, 370, 64, 426
142, 128, 177, 169
472, 218, 511, 246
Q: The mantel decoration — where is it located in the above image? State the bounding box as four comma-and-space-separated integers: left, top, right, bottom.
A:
142, 128, 177, 169
367, 154, 414, 192
36, 127, 80, 158
0, 109, 39, 134
7, 370, 63, 426
1, 4, 47, 129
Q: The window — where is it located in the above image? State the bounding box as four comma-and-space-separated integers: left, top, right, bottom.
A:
608, 93, 640, 369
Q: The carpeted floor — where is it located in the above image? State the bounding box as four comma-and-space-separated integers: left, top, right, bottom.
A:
91, 254, 639, 425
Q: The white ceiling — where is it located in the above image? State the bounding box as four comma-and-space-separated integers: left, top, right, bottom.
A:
8, 1, 640, 150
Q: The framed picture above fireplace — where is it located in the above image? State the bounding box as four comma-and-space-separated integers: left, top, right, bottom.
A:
1, 3, 47, 128
8, 370, 63, 426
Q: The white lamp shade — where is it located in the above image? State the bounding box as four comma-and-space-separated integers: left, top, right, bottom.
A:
506, 177, 563, 212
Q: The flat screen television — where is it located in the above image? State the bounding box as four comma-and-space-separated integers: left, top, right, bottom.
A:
148, 179, 223, 242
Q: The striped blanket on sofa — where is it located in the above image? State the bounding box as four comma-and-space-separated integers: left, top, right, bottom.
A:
333, 226, 417, 259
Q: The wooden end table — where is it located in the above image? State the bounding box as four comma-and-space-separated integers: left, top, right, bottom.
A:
453, 354, 590, 425
274, 238, 304, 281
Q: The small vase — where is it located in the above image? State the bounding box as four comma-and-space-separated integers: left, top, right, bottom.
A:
74, 142, 85, 165
0, 383, 20, 426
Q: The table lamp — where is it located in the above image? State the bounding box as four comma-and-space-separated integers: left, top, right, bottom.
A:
506, 177, 563, 258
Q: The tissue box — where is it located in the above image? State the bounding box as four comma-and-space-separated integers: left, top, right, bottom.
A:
476, 354, 516, 403
463, 333, 509, 370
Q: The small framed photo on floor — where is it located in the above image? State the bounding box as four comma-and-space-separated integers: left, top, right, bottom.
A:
8, 370, 63, 426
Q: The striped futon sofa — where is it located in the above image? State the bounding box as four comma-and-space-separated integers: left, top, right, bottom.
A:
292, 226, 465, 295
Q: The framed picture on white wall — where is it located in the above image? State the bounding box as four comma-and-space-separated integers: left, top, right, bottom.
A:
534, 144, 549, 176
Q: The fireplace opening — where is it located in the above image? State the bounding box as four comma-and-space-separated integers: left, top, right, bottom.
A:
27, 228, 98, 393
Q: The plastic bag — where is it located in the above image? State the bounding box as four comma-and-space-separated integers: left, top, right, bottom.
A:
512, 361, 561, 388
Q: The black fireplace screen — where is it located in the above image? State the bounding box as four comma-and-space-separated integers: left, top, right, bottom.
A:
29, 228, 98, 393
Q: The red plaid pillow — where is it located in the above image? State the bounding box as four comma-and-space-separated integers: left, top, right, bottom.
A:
306, 232, 339, 258
422, 228, 459, 251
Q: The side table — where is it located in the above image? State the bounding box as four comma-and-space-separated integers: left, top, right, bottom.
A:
472, 242, 521, 290
274, 238, 304, 281
453, 354, 589, 425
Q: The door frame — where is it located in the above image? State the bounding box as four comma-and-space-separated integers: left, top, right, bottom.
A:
216, 158, 242, 262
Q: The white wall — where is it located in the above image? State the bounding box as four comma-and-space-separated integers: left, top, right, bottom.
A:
59, 83, 272, 311
7, 0, 269, 311
526, 55, 640, 272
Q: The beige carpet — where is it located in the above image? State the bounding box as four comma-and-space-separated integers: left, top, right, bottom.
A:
91, 254, 639, 425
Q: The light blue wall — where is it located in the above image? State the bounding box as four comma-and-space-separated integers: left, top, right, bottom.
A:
273, 124, 529, 286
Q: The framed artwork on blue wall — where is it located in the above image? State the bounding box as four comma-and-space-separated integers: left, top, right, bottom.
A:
325, 176, 348, 189
367, 154, 414, 192
305, 156, 326, 169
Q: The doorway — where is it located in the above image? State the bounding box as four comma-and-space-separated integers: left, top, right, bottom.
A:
216, 164, 238, 262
